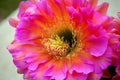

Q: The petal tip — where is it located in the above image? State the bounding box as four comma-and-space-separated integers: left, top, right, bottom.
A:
96, 2, 109, 15
9, 18, 18, 28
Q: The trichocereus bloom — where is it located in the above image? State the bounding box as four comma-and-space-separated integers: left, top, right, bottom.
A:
8, 0, 113, 80
105, 12, 120, 80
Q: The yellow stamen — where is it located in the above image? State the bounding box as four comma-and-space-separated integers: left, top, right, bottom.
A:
44, 35, 69, 57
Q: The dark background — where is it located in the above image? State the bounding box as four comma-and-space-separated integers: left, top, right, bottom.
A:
0, 0, 21, 22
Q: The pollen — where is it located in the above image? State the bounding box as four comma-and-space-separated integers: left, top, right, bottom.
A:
44, 35, 69, 57
43, 29, 77, 58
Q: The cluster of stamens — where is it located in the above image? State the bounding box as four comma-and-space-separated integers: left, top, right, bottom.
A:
43, 29, 77, 58
44, 35, 69, 57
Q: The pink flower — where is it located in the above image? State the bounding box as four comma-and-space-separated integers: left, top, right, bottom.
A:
8, 0, 113, 80
107, 12, 120, 80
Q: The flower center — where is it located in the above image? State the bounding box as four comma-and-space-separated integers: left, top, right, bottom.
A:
44, 29, 77, 57
57, 29, 77, 53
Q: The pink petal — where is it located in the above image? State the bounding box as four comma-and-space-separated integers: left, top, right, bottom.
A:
36, 0, 53, 17
88, 0, 98, 8
25, 53, 51, 71
95, 2, 109, 15
47, 0, 63, 17
27, 62, 39, 71
13, 59, 27, 69
18, 1, 32, 18
114, 19, 120, 33
91, 47, 112, 73
9, 18, 18, 28
91, 11, 109, 26
44, 60, 68, 80
64, 0, 72, 6
15, 17, 44, 41
30, 59, 54, 79
30, 0, 39, 3
72, 0, 82, 8
66, 72, 88, 80
66, 6, 82, 25
69, 56, 94, 74
23, 71, 31, 79
85, 35, 108, 57
16, 28, 31, 41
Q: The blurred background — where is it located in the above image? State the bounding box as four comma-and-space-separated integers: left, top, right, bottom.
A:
0, 0, 21, 22
0, 0, 120, 80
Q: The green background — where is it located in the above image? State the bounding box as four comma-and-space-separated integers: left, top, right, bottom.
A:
0, 0, 21, 22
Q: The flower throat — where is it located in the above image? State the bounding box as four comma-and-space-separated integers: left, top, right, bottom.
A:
44, 29, 77, 57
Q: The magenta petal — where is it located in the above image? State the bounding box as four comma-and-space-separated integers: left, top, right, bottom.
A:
18, 1, 32, 18
44, 61, 68, 80
36, 0, 53, 17
13, 59, 27, 69
24, 55, 39, 71
24, 53, 51, 71
72, 0, 82, 8
91, 47, 112, 73
29, 61, 53, 80
91, 12, 108, 26
15, 17, 43, 41
66, 6, 77, 16
70, 63, 94, 74
85, 35, 108, 57
66, 6, 82, 25
69, 57, 94, 74
16, 28, 31, 41
66, 72, 88, 80
27, 61, 40, 71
